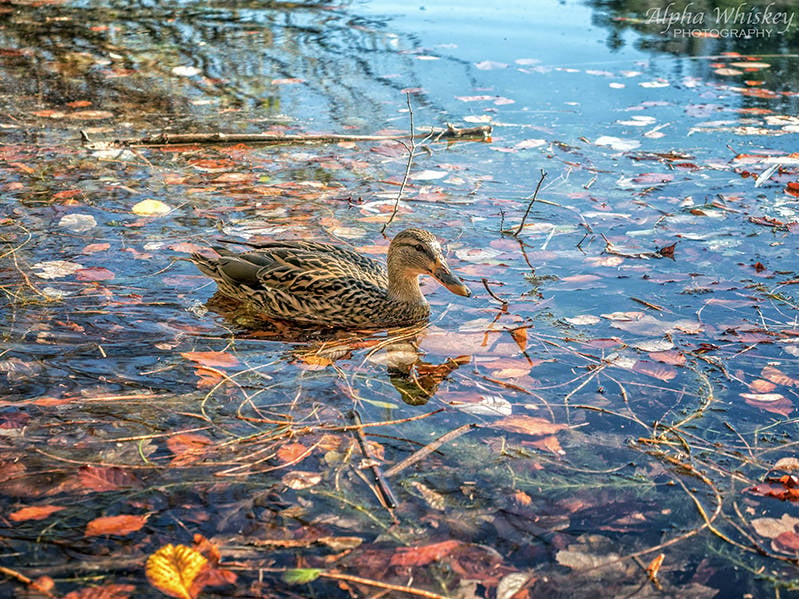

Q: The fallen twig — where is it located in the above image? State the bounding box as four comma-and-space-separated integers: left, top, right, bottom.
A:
481, 277, 508, 306
81, 123, 491, 150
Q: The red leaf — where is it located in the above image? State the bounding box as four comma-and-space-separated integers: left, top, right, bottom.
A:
75, 267, 115, 281
63, 584, 137, 599
389, 540, 464, 567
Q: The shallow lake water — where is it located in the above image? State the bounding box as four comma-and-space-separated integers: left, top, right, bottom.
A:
1, 0, 798, 597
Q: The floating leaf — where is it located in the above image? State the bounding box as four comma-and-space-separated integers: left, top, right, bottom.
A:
181, 351, 241, 368
76, 267, 115, 281
446, 392, 512, 416
595, 136, 640, 151
9, 505, 65, 522
85, 514, 148, 537
172, 65, 201, 77
132, 199, 172, 216
146, 544, 207, 599
59, 213, 97, 232
32, 260, 83, 279
761, 366, 798, 387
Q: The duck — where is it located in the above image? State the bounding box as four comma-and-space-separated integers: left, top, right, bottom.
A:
191, 228, 471, 328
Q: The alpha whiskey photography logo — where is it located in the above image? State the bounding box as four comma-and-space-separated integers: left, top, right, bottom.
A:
646, 2, 795, 38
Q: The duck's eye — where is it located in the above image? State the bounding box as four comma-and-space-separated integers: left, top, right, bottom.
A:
414, 243, 425, 254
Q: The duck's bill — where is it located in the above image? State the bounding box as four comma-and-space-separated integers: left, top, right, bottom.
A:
433, 265, 471, 297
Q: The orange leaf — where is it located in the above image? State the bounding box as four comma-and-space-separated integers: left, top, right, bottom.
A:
168, 434, 213, 466
493, 415, 567, 437
85, 514, 148, 537
9, 505, 65, 522
181, 351, 241, 368
526, 435, 564, 454
146, 544, 207, 599
647, 553, 665, 579
509, 327, 528, 352
167, 433, 213, 456
277, 442, 309, 463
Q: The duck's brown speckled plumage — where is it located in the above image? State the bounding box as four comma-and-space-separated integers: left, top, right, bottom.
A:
191, 228, 470, 328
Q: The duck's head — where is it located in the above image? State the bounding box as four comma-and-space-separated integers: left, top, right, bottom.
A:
388, 228, 471, 298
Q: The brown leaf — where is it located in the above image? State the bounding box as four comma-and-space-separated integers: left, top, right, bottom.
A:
9, 504, 65, 522
493, 415, 567, 437
85, 514, 148, 537
79, 465, 140, 493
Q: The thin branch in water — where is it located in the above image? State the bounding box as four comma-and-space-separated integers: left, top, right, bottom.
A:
510, 169, 547, 237
381, 93, 416, 235
482, 277, 508, 306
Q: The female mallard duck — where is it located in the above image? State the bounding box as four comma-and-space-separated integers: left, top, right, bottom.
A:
191, 228, 470, 328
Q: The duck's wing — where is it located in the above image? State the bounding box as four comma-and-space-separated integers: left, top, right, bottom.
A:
232, 240, 387, 282
193, 242, 395, 326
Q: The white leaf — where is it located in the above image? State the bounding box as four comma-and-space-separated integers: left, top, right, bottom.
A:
58, 213, 96, 233
171, 65, 201, 77
595, 136, 640, 151
32, 260, 83, 279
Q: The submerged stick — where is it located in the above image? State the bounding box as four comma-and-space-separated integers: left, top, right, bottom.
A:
348, 410, 397, 509
81, 123, 491, 151
383, 422, 478, 479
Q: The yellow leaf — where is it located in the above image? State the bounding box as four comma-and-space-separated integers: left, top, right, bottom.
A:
146, 544, 207, 599
132, 199, 172, 216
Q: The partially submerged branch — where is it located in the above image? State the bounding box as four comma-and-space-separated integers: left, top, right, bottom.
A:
506, 169, 547, 237
81, 123, 491, 151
